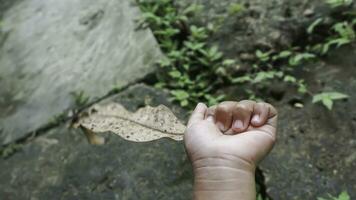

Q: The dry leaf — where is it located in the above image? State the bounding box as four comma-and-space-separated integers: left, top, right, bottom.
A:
75, 103, 186, 143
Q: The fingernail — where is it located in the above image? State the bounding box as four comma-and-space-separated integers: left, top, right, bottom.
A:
252, 115, 260, 123
233, 120, 243, 129
206, 115, 214, 122
217, 122, 225, 131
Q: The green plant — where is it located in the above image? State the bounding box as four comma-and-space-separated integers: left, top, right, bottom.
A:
48, 112, 67, 126
312, 92, 349, 110
326, 0, 353, 8
318, 191, 350, 200
228, 3, 245, 15
320, 21, 356, 54
137, 0, 355, 109
71, 91, 90, 107
137, 0, 230, 108
307, 1, 356, 55
307, 18, 324, 34
231, 47, 311, 97
1, 143, 23, 158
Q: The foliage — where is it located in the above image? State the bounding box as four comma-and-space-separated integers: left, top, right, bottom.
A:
307, 1, 356, 55
326, 0, 353, 8
137, 0, 354, 110
228, 3, 245, 15
318, 191, 350, 200
137, 0, 231, 108
312, 92, 349, 110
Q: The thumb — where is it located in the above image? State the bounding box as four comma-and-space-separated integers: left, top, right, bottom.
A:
187, 103, 207, 128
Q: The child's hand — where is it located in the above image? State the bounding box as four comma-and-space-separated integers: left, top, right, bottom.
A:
184, 101, 277, 200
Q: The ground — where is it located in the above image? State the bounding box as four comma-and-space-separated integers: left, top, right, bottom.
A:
0, 0, 355, 199
0, 85, 193, 200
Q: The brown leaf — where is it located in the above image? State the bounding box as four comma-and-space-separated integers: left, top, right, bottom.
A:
75, 103, 186, 142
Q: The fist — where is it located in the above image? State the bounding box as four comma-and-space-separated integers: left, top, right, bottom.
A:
184, 101, 278, 173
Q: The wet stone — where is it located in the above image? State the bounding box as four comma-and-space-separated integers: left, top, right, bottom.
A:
260, 46, 356, 200
179, 0, 331, 57
0, 0, 162, 145
0, 84, 193, 200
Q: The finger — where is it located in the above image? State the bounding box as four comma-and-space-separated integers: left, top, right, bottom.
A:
266, 103, 278, 128
251, 102, 278, 127
187, 103, 207, 128
215, 102, 235, 132
204, 105, 217, 123
231, 100, 254, 133
251, 102, 278, 141
251, 102, 268, 127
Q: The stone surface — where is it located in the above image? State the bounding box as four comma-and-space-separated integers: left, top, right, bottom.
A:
0, 84, 193, 200
180, 0, 329, 57
259, 45, 356, 199
0, 0, 162, 145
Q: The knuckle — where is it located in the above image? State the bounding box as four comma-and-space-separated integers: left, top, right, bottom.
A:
239, 100, 255, 104
236, 103, 253, 113
217, 104, 230, 113
265, 103, 278, 114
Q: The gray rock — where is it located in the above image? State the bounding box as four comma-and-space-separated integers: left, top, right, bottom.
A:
0, 0, 162, 145
260, 45, 356, 199
0, 84, 193, 200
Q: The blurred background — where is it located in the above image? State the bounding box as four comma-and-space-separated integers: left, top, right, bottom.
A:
0, 0, 355, 199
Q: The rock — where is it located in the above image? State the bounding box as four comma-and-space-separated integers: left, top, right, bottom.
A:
0, 84, 193, 200
260, 46, 356, 199
0, 0, 162, 145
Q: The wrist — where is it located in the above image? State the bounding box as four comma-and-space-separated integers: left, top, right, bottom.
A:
192, 157, 256, 200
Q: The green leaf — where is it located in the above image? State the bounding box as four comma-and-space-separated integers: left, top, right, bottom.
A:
256, 50, 271, 62
326, 0, 353, 8
273, 50, 292, 60
222, 59, 236, 66
289, 53, 316, 66
253, 71, 277, 83
228, 3, 245, 15
322, 38, 351, 54
312, 94, 324, 103
297, 81, 308, 94
307, 18, 323, 34
180, 99, 189, 107
204, 94, 225, 106
337, 191, 350, 200
171, 90, 189, 100
190, 25, 208, 40
318, 190, 350, 200
158, 58, 171, 67
154, 28, 179, 37
232, 75, 252, 83
328, 92, 349, 100
313, 92, 348, 110
168, 70, 182, 78
183, 3, 204, 15
332, 22, 355, 40
283, 75, 297, 83
154, 82, 165, 89
184, 41, 205, 51
322, 98, 333, 110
